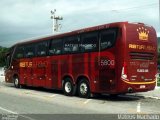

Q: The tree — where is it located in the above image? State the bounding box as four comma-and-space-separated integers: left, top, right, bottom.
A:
158, 37, 160, 66
0, 46, 9, 67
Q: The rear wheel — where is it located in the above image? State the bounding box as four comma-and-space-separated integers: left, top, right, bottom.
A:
13, 76, 20, 88
78, 78, 90, 98
63, 78, 76, 96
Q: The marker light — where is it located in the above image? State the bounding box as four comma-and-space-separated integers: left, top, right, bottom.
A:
121, 62, 128, 79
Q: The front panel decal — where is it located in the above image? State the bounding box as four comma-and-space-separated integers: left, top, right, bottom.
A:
137, 27, 149, 41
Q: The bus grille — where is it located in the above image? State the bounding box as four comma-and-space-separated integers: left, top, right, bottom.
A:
130, 52, 154, 60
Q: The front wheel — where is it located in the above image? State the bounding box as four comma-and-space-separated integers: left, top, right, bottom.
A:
13, 77, 20, 88
78, 79, 90, 98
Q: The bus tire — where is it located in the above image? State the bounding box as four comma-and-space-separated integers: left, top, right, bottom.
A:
63, 78, 75, 96
110, 94, 118, 98
13, 76, 20, 88
78, 78, 90, 98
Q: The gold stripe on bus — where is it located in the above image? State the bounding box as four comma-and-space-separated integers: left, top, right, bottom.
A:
122, 80, 156, 85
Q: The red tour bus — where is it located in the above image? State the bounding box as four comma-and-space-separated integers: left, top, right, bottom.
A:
5, 22, 157, 98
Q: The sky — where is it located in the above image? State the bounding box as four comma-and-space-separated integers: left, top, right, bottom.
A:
0, 0, 159, 47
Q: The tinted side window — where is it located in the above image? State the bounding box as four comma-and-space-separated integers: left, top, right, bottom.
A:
63, 36, 80, 54
14, 46, 25, 59
36, 41, 48, 56
81, 32, 99, 52
25, 44, 35, 58
100, 28, 118, 50
49, 39, 62, 55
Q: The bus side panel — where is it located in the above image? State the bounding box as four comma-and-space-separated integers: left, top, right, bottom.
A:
90, 51, 117, 93
72, 53, 87, 83
32, 57, 46, 87
19, 59, 26, 85
89, 52, 99, 93
45, 56, 53, 89
50, 55, 62, 89
19, 58, 33, 86
115, 26, 126, 94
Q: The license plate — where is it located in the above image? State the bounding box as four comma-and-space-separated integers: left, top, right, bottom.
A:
140, 85, 146, 89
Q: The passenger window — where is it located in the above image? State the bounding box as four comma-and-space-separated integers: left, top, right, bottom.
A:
36, 41, 48, 56
49, 39, 62, 55
63, 36, 80, 54
100, 28, 118, 50
81, 32, 99, 52
25, 44, 35, 58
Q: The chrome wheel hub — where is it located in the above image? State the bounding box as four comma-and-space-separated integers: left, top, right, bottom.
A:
80, 83, 88, 95
65, 82, 72, 93
15, 78, 19, 86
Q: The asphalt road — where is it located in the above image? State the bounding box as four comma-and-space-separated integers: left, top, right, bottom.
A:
0, 80, 160, 120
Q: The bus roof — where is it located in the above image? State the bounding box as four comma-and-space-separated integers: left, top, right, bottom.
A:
13, 21, 145, 47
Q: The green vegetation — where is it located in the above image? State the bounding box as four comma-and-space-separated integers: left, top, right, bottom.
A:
158, 81, 160, 86
158, 54, 160, 65
157, 76, 160, 86
158, 37, 160, 65
0, 46, 9, 67
158, 37, 160, 86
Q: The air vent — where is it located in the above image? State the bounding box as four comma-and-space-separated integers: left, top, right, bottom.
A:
130, 52, 154, 60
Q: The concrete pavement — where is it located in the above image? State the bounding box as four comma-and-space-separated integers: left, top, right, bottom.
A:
0, 76, 5, 82
135, 87, 160, 99
0, 82, 160, 114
